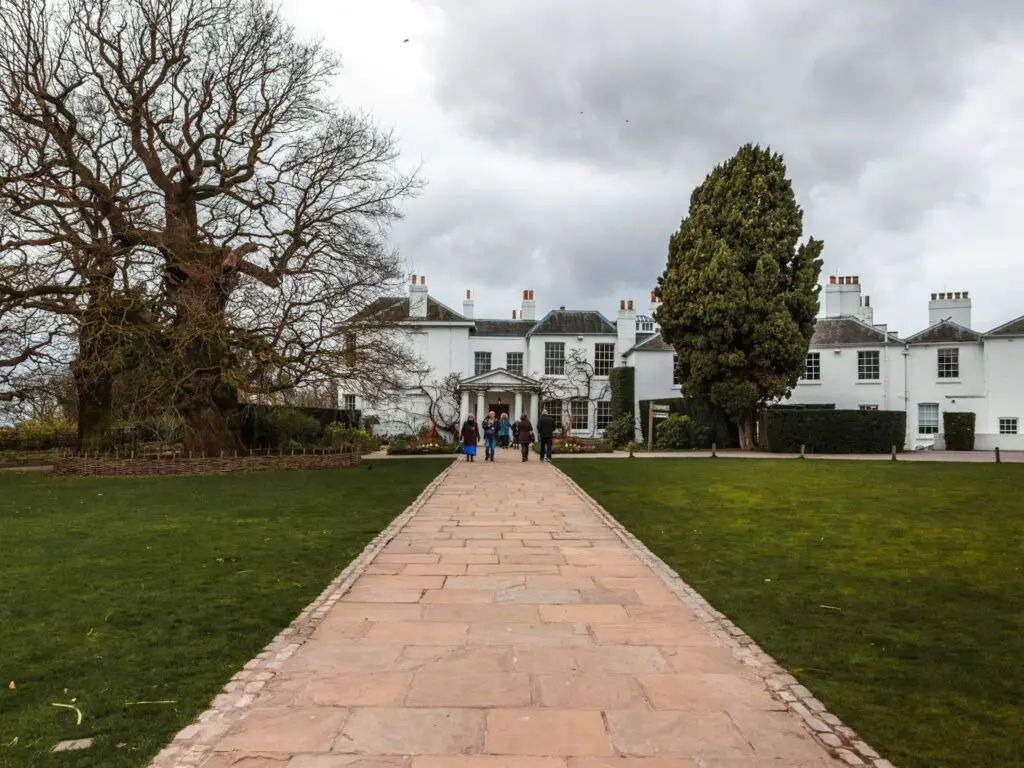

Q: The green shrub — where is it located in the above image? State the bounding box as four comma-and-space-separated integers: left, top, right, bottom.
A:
0, 419, 78, 450
603, 414, 637, 448
261, 408, 321, 448
239, 404, 361, 448
639, 398, 735, 448
323, 422, 379, 453
609, 367, 635, 419
943, 411, 976, 451
654, 414, 710, 450
759, 408, 906, 453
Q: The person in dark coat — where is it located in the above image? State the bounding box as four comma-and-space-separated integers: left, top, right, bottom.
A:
515, 413, 534, 462
536, 408, 555, 462
459, 414, 481, 462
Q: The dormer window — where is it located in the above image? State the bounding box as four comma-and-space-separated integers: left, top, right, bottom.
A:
636, 315, 655, 333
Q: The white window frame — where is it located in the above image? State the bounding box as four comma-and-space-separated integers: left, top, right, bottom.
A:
803, 352, 821, 381
937, 347, 959, 379
672, 354, 680, 386
570, 399, 589, 431
918, 403, 940, 435
999, 417, 1018, 435
544, 342, 566, 376
595, 401, 612, 430
544, 399, 563, 427
474, 351, 491, 376
342, 394, 356, 411
594, 343, 615, 377
506, 351, 524, 375
858, 350, 880, 381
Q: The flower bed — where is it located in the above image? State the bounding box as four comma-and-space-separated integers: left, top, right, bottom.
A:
533, 437, 613, 455
51, 447, 362, 477
385, 439, 458, 456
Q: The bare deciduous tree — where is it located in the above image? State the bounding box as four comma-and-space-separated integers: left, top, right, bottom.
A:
0, 0, 420, 452
534, 346, 609, 436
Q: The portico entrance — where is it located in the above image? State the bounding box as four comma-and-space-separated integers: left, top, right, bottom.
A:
458, 368, 542, 426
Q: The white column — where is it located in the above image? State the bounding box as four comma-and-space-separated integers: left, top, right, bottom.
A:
514, 391, 523, 420
529, 392, 539, 426
476, 392, 485, 418
459, 390, 470, 424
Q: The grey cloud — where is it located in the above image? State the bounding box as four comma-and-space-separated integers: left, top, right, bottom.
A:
425, 0, 1024, 233
396, 171, 678, 312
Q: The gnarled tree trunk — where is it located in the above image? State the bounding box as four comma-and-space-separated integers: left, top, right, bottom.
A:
74, 367, 113, 452
738, 411, 757, 451
165, 213, 245, 455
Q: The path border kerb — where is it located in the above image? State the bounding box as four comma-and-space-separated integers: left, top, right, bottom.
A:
553, 463, 896, 768
148, 458, 458, 768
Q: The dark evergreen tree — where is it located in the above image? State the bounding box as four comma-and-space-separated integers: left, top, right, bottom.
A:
655, 144, 823, 450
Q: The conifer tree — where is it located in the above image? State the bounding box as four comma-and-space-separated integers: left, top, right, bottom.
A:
655, 144, 823, 450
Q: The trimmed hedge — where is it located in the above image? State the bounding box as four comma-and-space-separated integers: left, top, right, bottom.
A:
943, 411, 976, 451
758, 408, 906, 454
609, 367, 635, 419
639, 398, 738, 449
239, 404, 361, 448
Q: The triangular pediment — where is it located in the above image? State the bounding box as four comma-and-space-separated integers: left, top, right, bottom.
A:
460, 368, 540, 389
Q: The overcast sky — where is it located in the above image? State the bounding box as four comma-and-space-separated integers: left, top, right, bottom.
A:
283, 0, 1024, 336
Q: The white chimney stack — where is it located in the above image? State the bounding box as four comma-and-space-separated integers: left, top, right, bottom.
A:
929, 291, 971, 328
824, 275, 863, 318
857, 294, 874, 325
617, 298, 636, 356
520, 289, 536, 321
462, 289, 474, 319
649, 290, 659, 317
409, 274, 427, 318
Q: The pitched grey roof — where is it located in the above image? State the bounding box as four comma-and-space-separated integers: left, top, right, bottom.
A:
809, 317, 892, 346
624, 333, 675, 355
903, 320, 981, 344
985, 314, 1024, 337
471, 319, 535, 337
527, 310, 616, 336
351, 296, 468, 323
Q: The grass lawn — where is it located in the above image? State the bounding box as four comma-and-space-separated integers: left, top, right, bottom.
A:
0, 458, 451, 768
560, 458, 1024, 768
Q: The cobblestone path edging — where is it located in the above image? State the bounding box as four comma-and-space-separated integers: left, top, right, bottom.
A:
148, 459, 458, 768
553, 464, 896, 768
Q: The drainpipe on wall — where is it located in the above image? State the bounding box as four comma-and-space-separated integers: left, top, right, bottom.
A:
903, 343, 910, 448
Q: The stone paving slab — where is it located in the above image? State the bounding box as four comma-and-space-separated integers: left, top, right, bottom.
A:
153, 450, 892, 768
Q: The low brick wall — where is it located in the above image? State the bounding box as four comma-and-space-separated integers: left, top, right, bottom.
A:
52, 449, 362, 477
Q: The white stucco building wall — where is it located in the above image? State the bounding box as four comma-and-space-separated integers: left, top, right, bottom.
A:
344, 273, 1024, 451
785, 276, 1024, 451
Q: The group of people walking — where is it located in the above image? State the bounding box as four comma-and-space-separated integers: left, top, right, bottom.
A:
459, 409, 556, 463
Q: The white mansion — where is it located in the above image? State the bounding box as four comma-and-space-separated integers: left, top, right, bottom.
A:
346, 274, 1024, 451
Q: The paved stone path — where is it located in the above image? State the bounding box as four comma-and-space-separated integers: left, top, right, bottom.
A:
195, 448, 855, 767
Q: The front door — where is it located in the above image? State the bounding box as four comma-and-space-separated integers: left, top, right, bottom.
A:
489, 401, 510, 419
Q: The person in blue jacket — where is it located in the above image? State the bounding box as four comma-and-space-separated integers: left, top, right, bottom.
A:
498, 412, 511, 449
